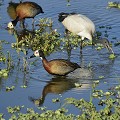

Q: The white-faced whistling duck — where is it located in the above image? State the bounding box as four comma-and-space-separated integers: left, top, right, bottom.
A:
7, 1, 44, 29
30, 50, 80, 76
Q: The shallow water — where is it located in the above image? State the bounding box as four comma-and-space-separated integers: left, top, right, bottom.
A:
0, 0, 120, 119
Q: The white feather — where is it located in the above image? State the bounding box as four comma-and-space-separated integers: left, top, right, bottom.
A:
62, 14, 95, 40
7, 22, 14, 29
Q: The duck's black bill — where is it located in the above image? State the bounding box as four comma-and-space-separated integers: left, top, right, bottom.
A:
6, 27, 13, 30
29, 54, 36, 59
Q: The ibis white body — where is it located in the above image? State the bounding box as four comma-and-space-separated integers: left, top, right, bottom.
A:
59, 13, 95, 41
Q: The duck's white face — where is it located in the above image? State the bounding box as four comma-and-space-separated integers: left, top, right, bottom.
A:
7, 22, 14, 29
34, 50, 40, 57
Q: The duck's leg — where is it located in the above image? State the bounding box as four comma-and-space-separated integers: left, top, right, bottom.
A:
32, 18, 35, 30
20, 19, 25, 29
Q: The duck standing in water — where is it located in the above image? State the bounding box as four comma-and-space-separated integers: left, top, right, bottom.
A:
7, 1, 44, 29
30, 50, 80, 76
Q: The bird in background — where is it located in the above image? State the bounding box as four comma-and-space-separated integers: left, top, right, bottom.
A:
7, 1, 44, 29
58, 12, 114, 54
58, 12, 95, 52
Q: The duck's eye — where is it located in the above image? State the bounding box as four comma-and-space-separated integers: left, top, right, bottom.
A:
35, 51, 38, 54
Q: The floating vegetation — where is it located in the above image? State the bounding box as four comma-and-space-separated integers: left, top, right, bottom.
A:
20, 85, 27, 88
1, 82, 119, 119
11, 18, 61, 54
99, 76, 104, 79
0, 69, 9, 77
6, 86, 15, 92
95, 45, 104, 51
93, 80, 100, 84
52, 98, 60, 103
0, 42, 14, 79
9, 18, 115, 57
60, 32, 92, 51
0, 41, 6, 62
107, 1, 120, 9
0, 113, 4, 120
7, 106, 22, 114
74, 83, 82, 88
109, 53, 116, 59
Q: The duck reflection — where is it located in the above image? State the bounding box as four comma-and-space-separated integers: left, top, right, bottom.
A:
7, 28, 35, 43
29, 68, 92, 106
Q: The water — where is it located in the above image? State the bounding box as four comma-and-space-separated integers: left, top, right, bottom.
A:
0, 0, 120, 119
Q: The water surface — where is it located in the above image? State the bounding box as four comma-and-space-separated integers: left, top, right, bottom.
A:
0, 0, 120, 119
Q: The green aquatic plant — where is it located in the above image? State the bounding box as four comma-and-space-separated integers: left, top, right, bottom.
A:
0, 113, 5, 120
6, 86, 15, 92
11, 18, 61, 54
21, 85, 27, 88
60, 32, 92, 51
52, 98, 60, 103
65, 95, 119, 119
0, 41, 14, 79
74, 83, 82, 88
2, 83, 120, 120
7, 106, 23, 114
107, 1, 120, 8
11, 18, 114, 56
109, 53, 116, 59
0, 41, 6, 62
0, 69, 9, 77
99, 76, 104, 79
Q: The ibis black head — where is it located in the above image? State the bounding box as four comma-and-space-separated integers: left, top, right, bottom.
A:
98, 38, 114, 54
58, 12, 77, 22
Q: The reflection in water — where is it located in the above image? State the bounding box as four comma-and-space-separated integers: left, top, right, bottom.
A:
67, 67, 93, 79
29, 67, 92, 106
7, 28, 35, 43
93, 59, 115, 79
